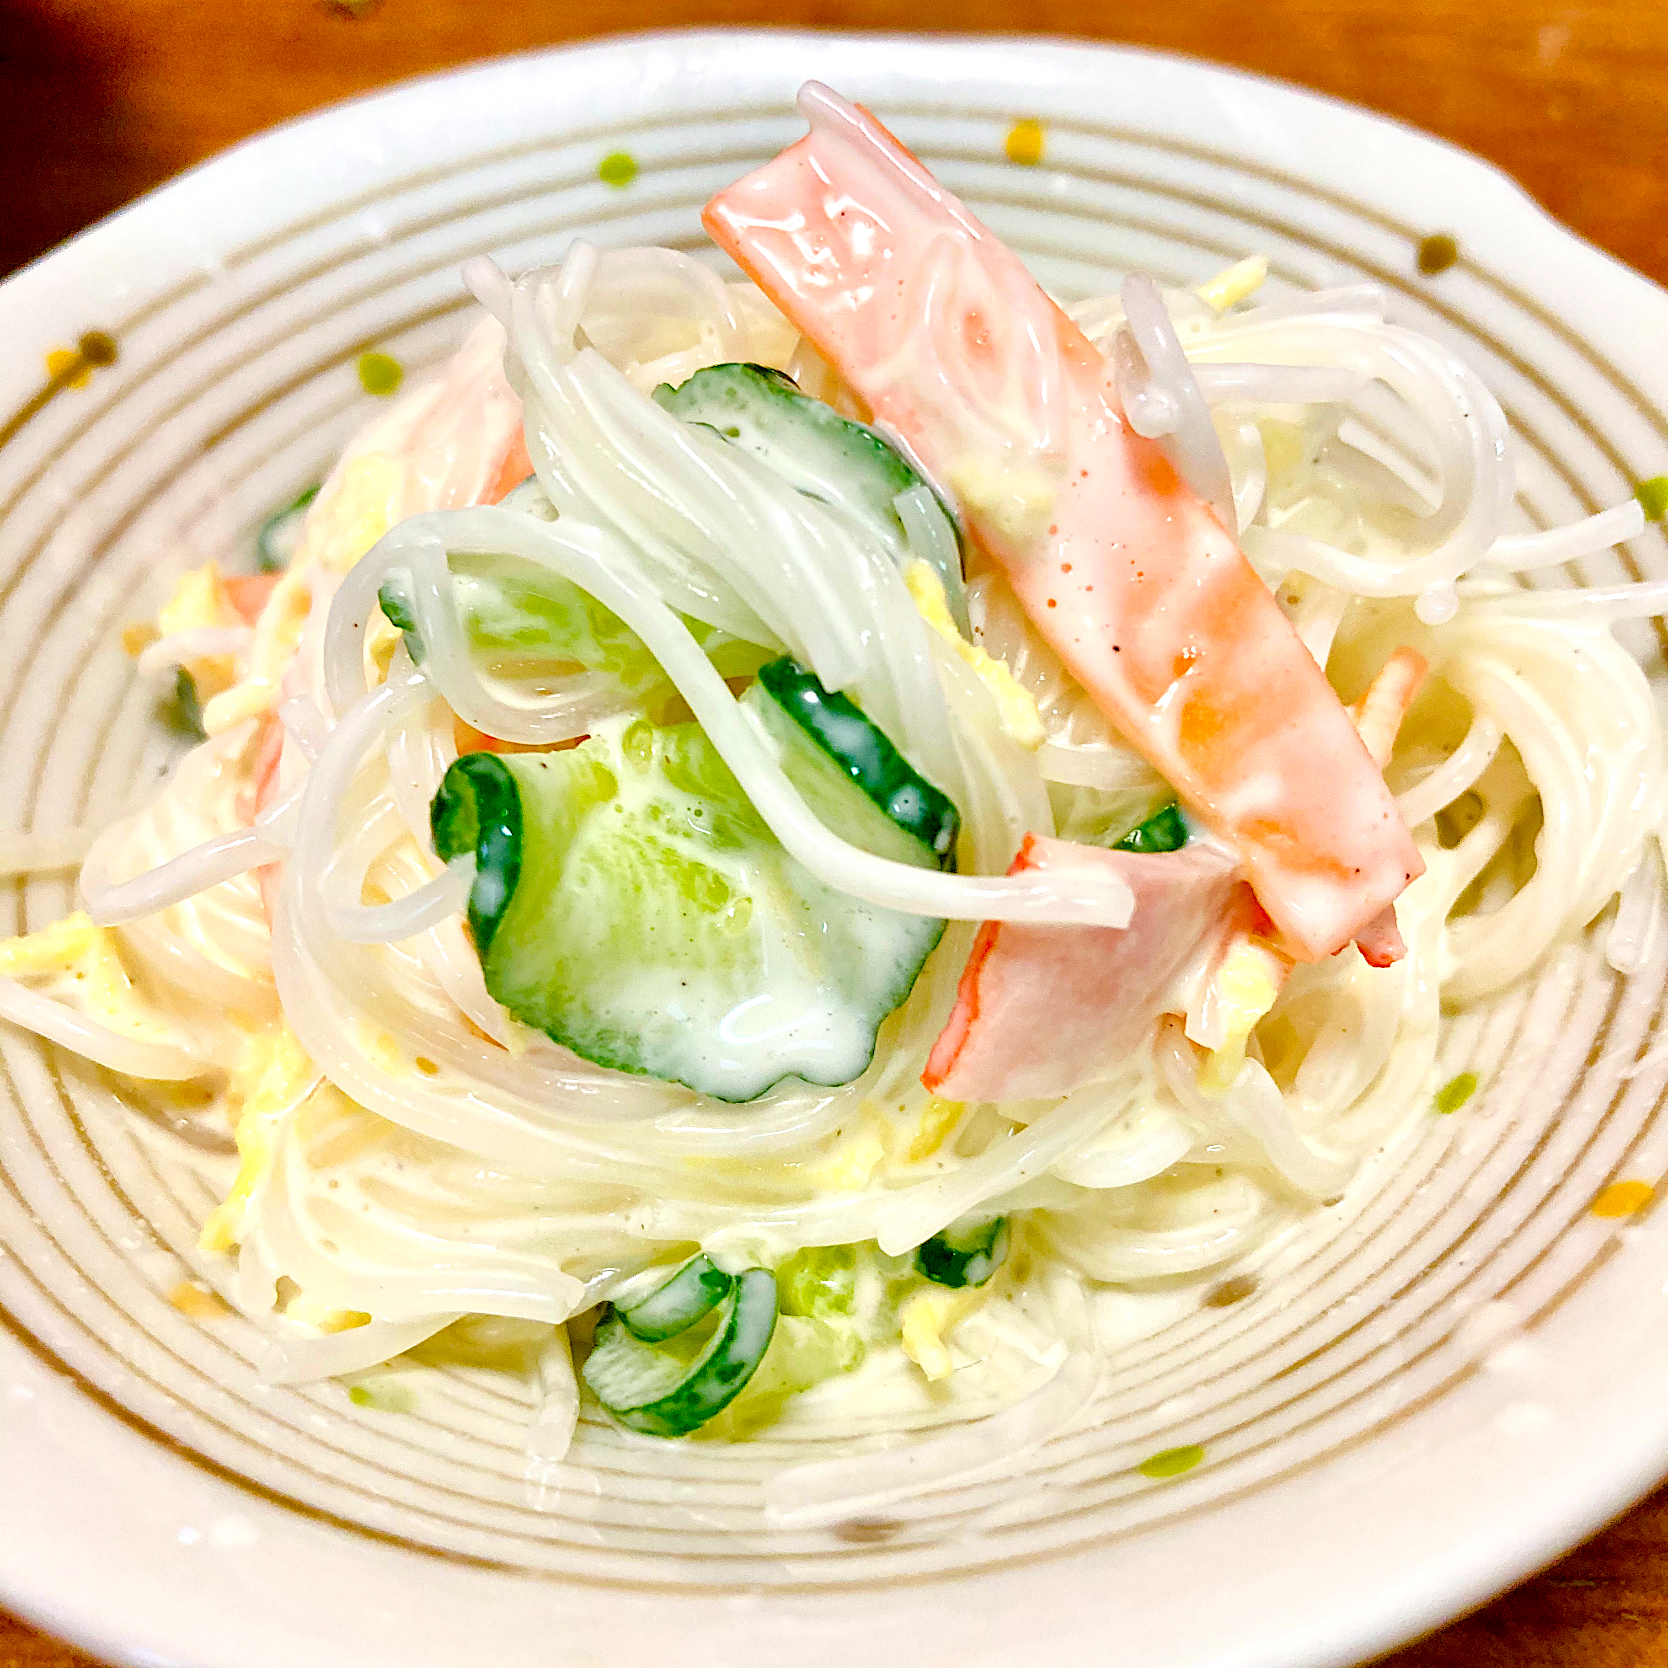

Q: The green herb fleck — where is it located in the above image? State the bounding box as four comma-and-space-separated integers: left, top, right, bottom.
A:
348, 1381, 416, 1413
1139, 1444, 1204, 1479
166, 668, 206, 740
1434, 1071, 1478, 1115
1417, 233, 1459, 277
357, 351, 404, 397
598, 151, 638, 189
1635, 476, 1668, 523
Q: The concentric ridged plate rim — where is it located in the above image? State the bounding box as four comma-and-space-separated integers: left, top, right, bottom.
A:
3, 27, 1668, 1668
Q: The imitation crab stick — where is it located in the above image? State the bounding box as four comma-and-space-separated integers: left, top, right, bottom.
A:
923, 835, 1240, 1101
1351, 647, 1428, 778
240, 320, 536, 912
924, 646, 1427, 1102
210, 317, 532, 740
704, 84, 1422, 963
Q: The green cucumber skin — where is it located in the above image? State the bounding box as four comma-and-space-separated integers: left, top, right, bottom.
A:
1115, 801, 1189, 854
377, 575, 427, 665
167, 668, 207, 742
378, 578, 418, 636
618, 1254, 733, 1343
653, 364, 919, 549
756, 658, 959, 866
915, 1218, 1009, 1289
376, 475, 766, 690
256, 484, 320, 573
431, 753, 523, 955
656, 363, 971, 638
585, 1268, 779, 1438
432, 720, 947, 1103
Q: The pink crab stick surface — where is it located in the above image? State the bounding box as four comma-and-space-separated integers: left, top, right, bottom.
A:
924, 645, 1428, 1102
704, 85, 1422, 963
923, 835, 1241, 1101
242, 319, 535, 916
920, 650, 1427, 1107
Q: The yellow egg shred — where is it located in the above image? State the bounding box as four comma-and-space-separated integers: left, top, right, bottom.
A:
905, 561, 1046, 749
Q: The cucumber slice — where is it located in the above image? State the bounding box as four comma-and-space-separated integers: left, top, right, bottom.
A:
379, 480, 764, 694
377, 580, 418, 637
705, 1311, 866, 1440
165, 668, 207, 741
431, 715, 946, 1101
653, 363, 951, 570
915, 1217, 1009, 1288
379, 551, 668, 692
430, 752, 523, 955
776, 1244, 859, 1320
583, 1267, 778, 1437
257, 484, 319, 573
616, 1254, 732, 1343
1114, 801, 1189, 854
751, 658, 958, 867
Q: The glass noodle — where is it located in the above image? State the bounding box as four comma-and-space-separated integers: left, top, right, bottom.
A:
0, 235, 1659, 1486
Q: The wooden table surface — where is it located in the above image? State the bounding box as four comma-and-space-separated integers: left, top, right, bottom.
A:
3, 0, 1667, 1663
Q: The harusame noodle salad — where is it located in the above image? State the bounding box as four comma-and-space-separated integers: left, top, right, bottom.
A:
7, 84, 1667, 1515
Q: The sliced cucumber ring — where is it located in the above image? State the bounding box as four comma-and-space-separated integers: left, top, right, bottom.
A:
658, 362, 970, 631
1115, 801, 1189, 854
431, 714, 947, 1102
752, 658, 959, 867
616, 1254, 733, 1343
378, 481, 764, 695
915, 1217, 1009, 1289
583, 1267, 779, 1437
653, 363, 934, 565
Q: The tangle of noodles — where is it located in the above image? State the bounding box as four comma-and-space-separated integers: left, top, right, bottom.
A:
4, 226, 1665, 1494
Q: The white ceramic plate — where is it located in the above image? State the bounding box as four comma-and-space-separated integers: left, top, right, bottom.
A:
4, 29, 1668, 1668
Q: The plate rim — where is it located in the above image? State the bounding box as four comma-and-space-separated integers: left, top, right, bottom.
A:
3, 26, 1668, 1668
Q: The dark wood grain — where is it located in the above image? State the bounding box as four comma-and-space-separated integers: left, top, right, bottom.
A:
3, 1, 1667, 1663
3, 0, 1666, 287
0, 1613, 96, 1668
